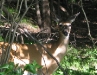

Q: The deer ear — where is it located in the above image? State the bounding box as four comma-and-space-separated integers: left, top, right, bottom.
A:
67, 12, 80, 23
59, 12, 80, 26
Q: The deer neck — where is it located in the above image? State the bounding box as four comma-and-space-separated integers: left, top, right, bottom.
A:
59, 32, 69, 46
53, 32, 69, 62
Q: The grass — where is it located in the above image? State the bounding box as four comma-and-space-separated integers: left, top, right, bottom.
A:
53, 46, 97, 75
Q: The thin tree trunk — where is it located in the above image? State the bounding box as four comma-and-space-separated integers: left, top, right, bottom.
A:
49, 0, 53, 26
35, 0, 42, 29
41, 0, 51, 33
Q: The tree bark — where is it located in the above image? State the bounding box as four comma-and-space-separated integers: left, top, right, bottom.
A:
49, 0, 53, 26
35, 0, 42, 29
41, 0, 51, 33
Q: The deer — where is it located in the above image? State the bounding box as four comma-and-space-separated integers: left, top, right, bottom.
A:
0, 12, 80, 75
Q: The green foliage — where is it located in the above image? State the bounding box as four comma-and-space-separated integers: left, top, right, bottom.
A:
0, 62, 23, 75
7, 7, 17, 15
0, 61, 41, 75
24, 61, 42, 74
0, 37, 3, 41
53, 47, 97, 75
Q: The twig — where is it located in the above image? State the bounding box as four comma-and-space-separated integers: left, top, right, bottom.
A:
0, 0, 5, 19
2, 1, 33, 64
15, 0, 24, 20
80, 0, 95, 47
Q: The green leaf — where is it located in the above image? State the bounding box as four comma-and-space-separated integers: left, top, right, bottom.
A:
0, 64, 9, 69
0, 72, 5, 75
24, 64, 36, 73
24, 61, 42, 74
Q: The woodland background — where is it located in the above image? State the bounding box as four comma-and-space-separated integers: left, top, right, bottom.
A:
0, 0, 97, 75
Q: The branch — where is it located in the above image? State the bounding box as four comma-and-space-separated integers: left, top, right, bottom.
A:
0, 1, 13, 21
15, 0, 24, 20
1, 1, 34, 64
80, 0, 95, 47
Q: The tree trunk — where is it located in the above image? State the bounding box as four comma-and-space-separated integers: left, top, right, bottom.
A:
35, 0, 42, 29
49, 0, 53, 26
41, 0, 51, 33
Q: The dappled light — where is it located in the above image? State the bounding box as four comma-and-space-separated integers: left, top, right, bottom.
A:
0, 0, 97, 75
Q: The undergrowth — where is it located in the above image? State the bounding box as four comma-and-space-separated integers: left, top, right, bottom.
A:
0, 45, 97, 75
53, 46, 97, 75
0, 61, 42, 75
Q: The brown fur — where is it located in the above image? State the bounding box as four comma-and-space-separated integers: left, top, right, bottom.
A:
0, 22, 71, 75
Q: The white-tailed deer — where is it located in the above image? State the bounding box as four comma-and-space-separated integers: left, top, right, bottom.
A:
0, 12, 80, 75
